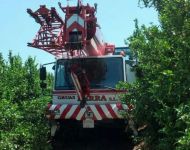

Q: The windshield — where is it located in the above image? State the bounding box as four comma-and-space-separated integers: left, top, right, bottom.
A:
55, 57, 124, 90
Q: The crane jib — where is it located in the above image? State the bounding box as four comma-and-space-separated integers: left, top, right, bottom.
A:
27, 1, 115, 58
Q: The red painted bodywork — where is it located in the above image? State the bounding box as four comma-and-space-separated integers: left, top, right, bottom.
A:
27, 1, 115, 58
28, 1, 129, 122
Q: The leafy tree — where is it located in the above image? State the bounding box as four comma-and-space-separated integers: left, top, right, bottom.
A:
0, 52, 53, 149
0, 97, 51, 150
121, 0, 190, 149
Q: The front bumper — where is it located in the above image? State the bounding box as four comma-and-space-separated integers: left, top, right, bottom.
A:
46, 103, 129, 121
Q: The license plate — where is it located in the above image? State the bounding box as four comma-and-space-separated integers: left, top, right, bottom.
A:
83, 118, 94, 128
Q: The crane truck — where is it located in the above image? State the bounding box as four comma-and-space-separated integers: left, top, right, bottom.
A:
27, 0, 137, 141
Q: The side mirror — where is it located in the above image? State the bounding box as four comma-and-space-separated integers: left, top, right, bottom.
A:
52, 65, 55, 70
40, 66, 47, 80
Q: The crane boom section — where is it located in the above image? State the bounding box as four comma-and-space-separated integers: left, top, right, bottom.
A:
27, 2, 115, 58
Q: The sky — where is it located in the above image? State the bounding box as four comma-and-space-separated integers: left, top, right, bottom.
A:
0, 0, 159, 65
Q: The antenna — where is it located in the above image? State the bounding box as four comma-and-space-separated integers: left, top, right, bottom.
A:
94, 3, 98, 12
78, 0, 83, 6
67, 0, 69, 6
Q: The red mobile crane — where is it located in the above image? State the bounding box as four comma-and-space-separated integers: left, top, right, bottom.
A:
27, 0, 137, 141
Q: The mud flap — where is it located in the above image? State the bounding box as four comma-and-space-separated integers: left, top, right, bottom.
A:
124, 115, 138, 136
128, 119, 138, 136
50, 121, 60, 137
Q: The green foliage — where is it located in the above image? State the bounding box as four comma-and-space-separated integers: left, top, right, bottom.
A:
121, 0, 190, 149
176, 103, 190, 150
1, 52, 41, 102
0, 52, 53, 149
0, 98, 51, 150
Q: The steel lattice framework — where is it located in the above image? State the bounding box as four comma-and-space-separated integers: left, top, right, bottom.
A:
27, 1, 115, 58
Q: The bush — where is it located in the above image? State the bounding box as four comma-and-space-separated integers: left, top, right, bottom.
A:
121, 1, 190, 149
0, 97, 51, 150
0, 52, 53, 149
